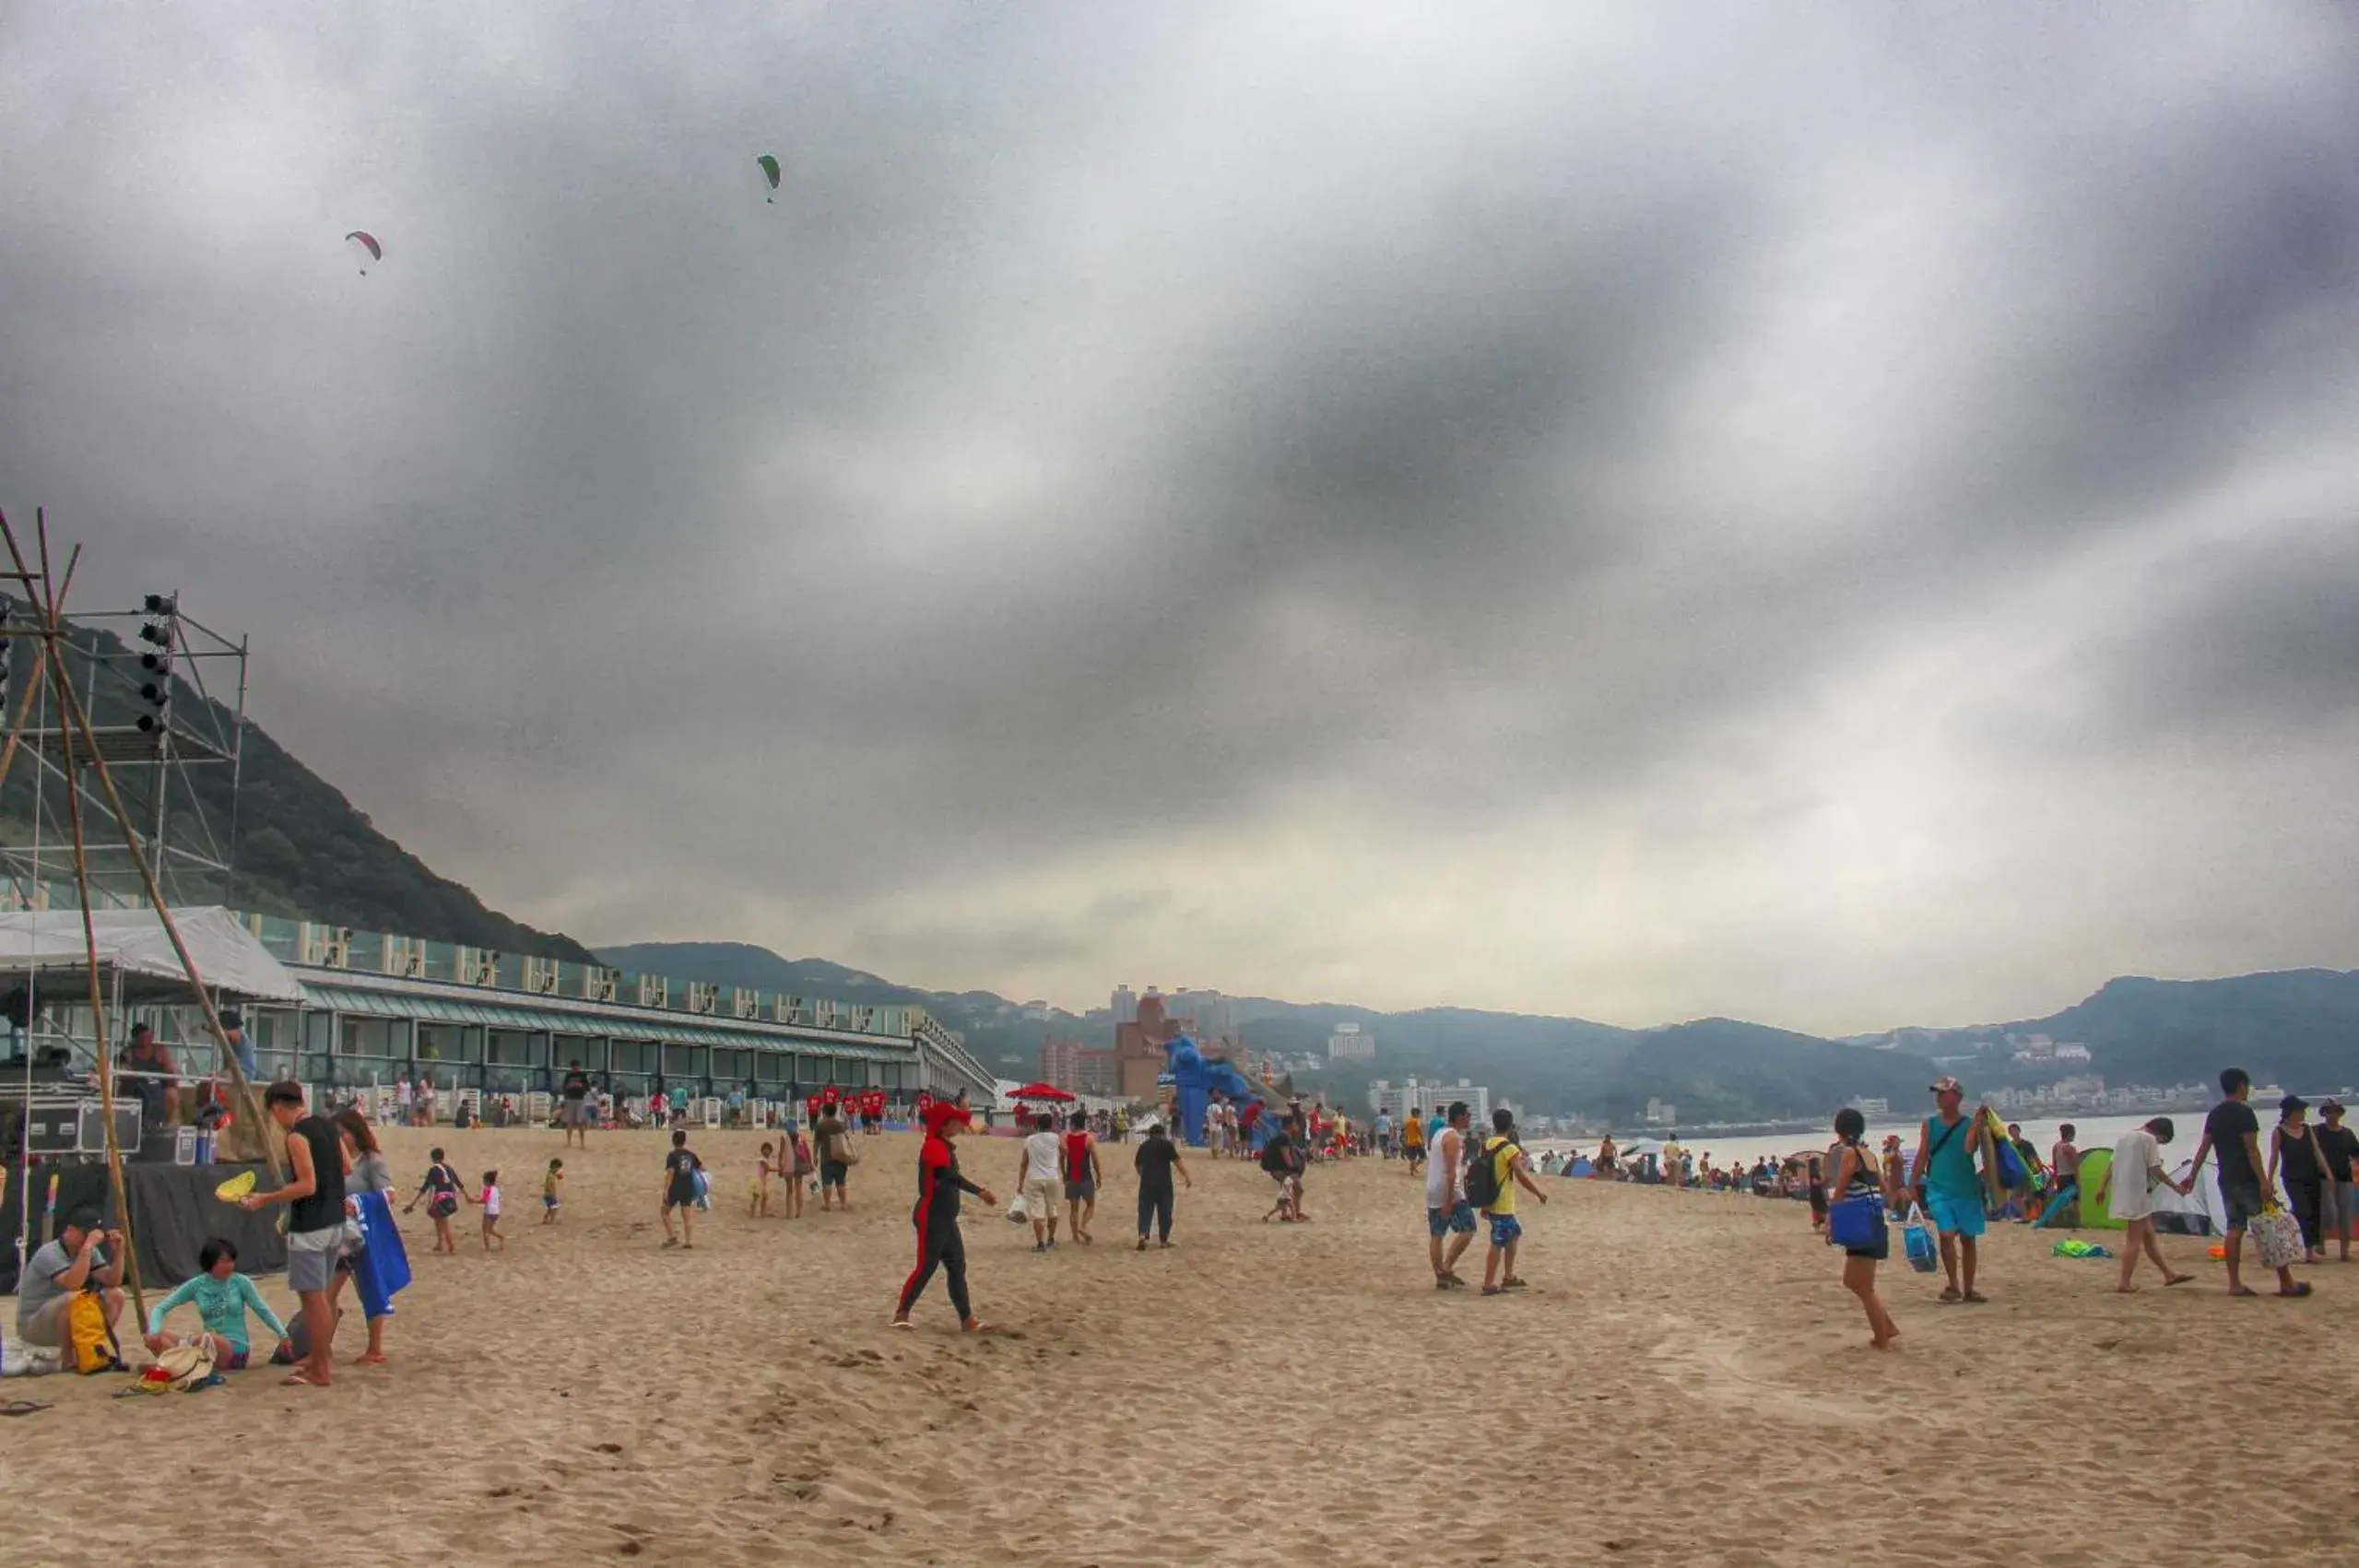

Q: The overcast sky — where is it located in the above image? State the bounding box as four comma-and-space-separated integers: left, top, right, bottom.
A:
4, 4, 2354, 1033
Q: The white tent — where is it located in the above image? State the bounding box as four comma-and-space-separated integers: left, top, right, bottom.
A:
0, 906, 302, 1006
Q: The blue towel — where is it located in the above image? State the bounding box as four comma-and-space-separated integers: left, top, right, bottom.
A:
348, 1189, 412, 1320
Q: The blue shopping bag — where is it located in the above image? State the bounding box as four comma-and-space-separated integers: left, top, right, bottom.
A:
1901, 1205, 1938, 1273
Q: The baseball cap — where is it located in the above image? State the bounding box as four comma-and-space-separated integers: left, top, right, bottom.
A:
2321, 1099, 2345, 1117
1929, 1076, 1964, 1095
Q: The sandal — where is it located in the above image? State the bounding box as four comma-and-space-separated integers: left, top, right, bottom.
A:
1963, 1291, 1988, 1303
1938, 1287, 1962, 1303
0, 1400, 50, 1417
2277, 1281, 2314, 1298
1480, 1285, 1506, 1296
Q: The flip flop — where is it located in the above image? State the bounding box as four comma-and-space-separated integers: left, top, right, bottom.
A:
961, 1321, 1009, 1335
279, 1372, 325, 1387
887, 1319, 914, 1331
0, 1400, 50, 1417
2164, 1275, 2195, 1287
1480, 1285, 1506, 1296
1963, 1291, 1988, 1303
2226, 1286, 2259, 1297
2277, 1282, 2314, 1298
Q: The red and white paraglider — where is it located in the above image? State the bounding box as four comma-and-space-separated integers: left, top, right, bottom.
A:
345, 230, 383, 276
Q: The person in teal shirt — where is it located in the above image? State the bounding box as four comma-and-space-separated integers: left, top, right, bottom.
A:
1911, 1077, 1991, 1303
143, 1237, 291, 1371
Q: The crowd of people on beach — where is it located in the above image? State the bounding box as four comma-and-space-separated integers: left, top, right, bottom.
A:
18, 1051, 2346, 1394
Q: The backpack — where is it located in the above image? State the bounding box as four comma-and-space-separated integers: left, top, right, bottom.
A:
68, 1290, 124, 1375
1465, 1138, 1518, 1208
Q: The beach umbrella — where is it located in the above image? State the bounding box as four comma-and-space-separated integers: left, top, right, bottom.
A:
1008, 1082, 1076, 1102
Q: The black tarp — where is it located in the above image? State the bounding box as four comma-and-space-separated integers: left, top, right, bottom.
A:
2, 1161, 285, 1295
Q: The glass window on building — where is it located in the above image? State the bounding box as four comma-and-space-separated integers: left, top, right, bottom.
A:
662, 1044, 703, 1081
413, 1024, 482, 1096
486, 1030, 537, 1067
610, 1040, 656, 1077
552, 1034, 603, 1074
754, 1051, 792, 1085
336, 1016, 408, 1059
796, 1054, 824, 1085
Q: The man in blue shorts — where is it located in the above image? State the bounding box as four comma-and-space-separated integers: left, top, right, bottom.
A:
1424, 1102, 1477, 1289
1912, 1077, 1990, 1303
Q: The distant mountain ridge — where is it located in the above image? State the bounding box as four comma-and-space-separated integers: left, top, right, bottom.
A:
597, 938, 2359, 1121
0, 604, 595, 964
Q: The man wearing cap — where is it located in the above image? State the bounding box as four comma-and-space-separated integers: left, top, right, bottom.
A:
1911, 1077, 1991, 1303
14, 1213, 125, 1351
218, 1008, 256, 1082
2316, 1099, 2356, 1264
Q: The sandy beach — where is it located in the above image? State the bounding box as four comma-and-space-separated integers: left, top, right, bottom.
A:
6, 1125, 2354, 1567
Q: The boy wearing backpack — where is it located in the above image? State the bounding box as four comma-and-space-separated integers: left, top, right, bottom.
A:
1471, 1109, 1547, 1296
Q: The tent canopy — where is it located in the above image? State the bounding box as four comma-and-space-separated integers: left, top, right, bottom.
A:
0, 906, 302, 1007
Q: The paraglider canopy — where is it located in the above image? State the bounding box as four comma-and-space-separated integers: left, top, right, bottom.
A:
345, 230, 382, 275
755, 154, 781, 203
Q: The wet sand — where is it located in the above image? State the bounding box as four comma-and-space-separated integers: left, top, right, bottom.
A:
6, 1125, 2353, 1566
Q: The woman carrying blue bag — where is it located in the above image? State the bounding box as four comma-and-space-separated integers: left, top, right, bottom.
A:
1826, 1107, 1902, 1350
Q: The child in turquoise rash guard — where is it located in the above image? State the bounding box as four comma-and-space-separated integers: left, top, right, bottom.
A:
143, 1237, 291, 1370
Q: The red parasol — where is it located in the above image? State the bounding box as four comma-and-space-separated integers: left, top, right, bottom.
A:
1008, 1083, 1077, 1102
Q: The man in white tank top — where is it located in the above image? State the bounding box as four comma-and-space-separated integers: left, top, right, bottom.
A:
1425, 1102, 1476, 1289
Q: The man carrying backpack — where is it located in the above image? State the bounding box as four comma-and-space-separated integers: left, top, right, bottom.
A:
1471, 1108, 1547, 1296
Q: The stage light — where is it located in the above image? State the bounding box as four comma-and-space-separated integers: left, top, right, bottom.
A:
142, 593, 176, 616
136, 621, 169, 647
137, 676, 171, 734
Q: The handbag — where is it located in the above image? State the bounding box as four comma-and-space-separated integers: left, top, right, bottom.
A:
1901, 1203, 1939, 1272
1827, 1194, 1886, 1249
2250, 1203, 2305, 1270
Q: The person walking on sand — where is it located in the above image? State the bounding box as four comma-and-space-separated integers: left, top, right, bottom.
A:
784, 1120, 812, 1219
542, 1158, 565, 1224
660, 1128, 704, 1249
892, 1102, 1003, 1332
1134, 1119, 1191, 1248
331, 1108, 395, 1364
236, 1080, 349, 1388
1425, 1101, 1477, 1290
469, 1170, 506, 1253
816, 1102, 855, 1211
1063, 1109, 1103, 1245
2188, 1067, 2308, 1298
2108, 1117, 2197, 1291
2316, 1100, 2356, 1263
1912, 1077, 1991, 1304
405, 1146, 463, 1255
1476, 1108, 1547, 1295
1401, 1106, 1425, 1173
2266, 1095, 2330, 1266
1017, 1113, 1065, 1252
1827, 1107, 1902, 1349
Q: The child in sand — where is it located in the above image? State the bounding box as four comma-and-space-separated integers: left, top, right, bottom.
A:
661, 1128, 704, 1248
543, 1158, 565, 1224
470, 1170, 506, 1253
750, 1142, 775, 1217
405, 1146, 464, 1255
143, 1237, 291, 1371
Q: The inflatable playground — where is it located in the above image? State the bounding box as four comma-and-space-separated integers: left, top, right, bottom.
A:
1161, 1035, 1289, 1152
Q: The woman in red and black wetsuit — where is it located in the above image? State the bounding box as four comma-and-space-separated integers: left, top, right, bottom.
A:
891, 1103, 1005, 1332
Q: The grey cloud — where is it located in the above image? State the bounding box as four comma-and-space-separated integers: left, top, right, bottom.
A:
4, 5, 2356, 1022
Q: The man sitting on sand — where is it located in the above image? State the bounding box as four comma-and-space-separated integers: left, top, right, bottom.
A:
14, 1212, 127, 1356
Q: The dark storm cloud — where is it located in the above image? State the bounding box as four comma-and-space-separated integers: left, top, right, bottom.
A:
3, 3, 2355, 1024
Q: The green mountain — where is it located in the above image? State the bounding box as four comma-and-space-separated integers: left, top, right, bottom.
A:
2008, 970, 2359, 1094
593, 941, 2359, 1122
0, 605, 594, 963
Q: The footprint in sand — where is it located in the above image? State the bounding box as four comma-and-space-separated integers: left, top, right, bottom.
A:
1648, 1332, 1893, 1426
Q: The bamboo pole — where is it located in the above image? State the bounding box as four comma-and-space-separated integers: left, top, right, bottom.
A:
0, 509, 282, 1180
40, 537, 148, 1327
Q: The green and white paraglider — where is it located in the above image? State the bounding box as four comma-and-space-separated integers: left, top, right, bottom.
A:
756, 154, 781, 203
